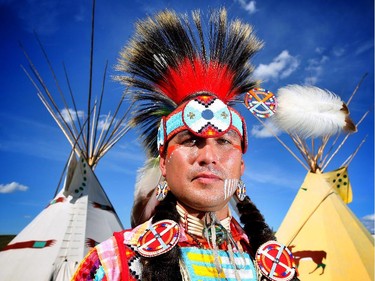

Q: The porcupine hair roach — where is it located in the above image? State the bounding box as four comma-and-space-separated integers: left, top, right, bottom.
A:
116, 8, 263, 158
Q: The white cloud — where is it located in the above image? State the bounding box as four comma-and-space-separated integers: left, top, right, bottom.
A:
362, 214, 375, 220
97, 118, 111, 131
304, 75, 318, 86
304, 56, 329, 85
333, 47, 345, 57
315, 47, 325, 54
237, 0, 258, 14
96, 114, 125, 132
361, 214, 375, 234
243, 164, 301, 189
59, 110, 126, 135
89, 114, 128, 135
0, 182, 29, 194
355, 40, 374, 56
254, 50, 299, 81
60, 108, 85, 124
251, 120, 281, 138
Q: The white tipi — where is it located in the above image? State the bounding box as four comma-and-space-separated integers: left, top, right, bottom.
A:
0, 154, 124, 280
264, 83, 374, 280
0, 4, 129, 280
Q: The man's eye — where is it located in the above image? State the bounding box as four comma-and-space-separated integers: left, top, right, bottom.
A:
181, 138, 197, 146
217, 138, 232, 145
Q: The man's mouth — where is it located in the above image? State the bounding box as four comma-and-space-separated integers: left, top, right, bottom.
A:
192, 172, 222, 184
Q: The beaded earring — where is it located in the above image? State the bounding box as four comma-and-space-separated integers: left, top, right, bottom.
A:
156, 181, 169, 201
236, 180, 246, 201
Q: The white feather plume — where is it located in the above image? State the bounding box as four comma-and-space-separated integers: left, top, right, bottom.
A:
131, 157, 162, 226
272, 84, 356, 138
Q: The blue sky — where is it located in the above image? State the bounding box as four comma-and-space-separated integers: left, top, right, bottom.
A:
0, 0, 373, 235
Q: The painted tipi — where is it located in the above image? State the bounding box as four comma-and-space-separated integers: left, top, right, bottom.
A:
268, 84, 374, 280
0, 4, 129, 280
0, 154, 124, 280
276, 168, 374, 280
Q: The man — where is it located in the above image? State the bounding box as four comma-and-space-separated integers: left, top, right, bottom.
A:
72, 8, 298, 281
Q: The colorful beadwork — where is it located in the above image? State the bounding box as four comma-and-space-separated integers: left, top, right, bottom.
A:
180, 247, 257, 281
183, 96, 231, 137
137, 220, 180, 257
245, 88, 277, 118
155, 181, 168, 201
157, 95, 247, 154
236, 180, 247, 201
203, 223, 228, 246
256, 241, 296, 281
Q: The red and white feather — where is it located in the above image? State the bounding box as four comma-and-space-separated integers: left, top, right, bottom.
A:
272, 85, 356, 138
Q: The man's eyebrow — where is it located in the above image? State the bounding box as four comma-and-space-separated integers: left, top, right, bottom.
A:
174, 130, 193, 140
226, 130, 237, 137
225, 130, 241, 140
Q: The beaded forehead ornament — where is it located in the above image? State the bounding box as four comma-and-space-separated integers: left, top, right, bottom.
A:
157, 94, 247, 153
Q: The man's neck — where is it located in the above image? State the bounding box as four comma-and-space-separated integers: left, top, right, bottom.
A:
176, 201, 230, 221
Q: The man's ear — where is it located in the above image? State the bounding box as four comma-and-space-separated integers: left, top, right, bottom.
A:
240, 158, 245, 176
159, 154, 167, 177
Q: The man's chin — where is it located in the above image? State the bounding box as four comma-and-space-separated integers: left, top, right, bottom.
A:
185, 199, 228, 213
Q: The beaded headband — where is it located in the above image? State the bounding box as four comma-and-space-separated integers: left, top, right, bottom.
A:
157, 94, 248, 154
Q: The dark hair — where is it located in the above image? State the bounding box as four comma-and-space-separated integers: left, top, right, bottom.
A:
140, 193, 182, 281
237, 195, 276, 257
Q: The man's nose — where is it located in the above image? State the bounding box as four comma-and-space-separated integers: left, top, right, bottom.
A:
196, 139, 219, 165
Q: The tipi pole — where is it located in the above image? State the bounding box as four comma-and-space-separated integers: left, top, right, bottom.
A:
255, 116, 309, 171
86, 0, 96, 156
322, 110, 369, 171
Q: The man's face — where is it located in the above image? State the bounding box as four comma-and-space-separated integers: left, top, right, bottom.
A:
159, 130, 245, 213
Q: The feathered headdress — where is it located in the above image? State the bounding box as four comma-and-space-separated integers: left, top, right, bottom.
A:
116, 8, 262, 157
116, 8, 262, 226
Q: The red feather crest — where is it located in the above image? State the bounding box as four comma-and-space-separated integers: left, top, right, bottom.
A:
157, 58, 237, 104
